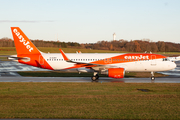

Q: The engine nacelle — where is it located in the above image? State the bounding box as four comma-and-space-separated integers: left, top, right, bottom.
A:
108, 68, 125, 78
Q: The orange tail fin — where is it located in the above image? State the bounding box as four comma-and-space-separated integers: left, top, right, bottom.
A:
11, 27, 40, 55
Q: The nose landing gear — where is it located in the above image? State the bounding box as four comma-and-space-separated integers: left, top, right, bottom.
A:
151, 71, 155, 83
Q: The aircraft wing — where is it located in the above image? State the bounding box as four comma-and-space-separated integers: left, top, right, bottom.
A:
59, 49, 116, 70
59, 49, 103, 65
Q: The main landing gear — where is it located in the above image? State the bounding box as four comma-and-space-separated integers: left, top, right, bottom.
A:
91, 72, 99, 81
151, 71, 155, 83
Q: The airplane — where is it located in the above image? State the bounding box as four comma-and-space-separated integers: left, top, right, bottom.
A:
7, 27, 176, 81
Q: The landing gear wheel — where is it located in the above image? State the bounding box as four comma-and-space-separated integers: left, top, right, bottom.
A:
151, 72, 155, 83
91, 74, 99, 81
91, 76, 97, 81
151, 76, 155, 80
151, 76, 155, 83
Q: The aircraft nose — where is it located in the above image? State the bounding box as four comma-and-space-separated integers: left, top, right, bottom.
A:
170, 62, 176, 69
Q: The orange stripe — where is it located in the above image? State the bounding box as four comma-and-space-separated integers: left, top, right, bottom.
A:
64, 53, 166, 69
91, 53, 166, 65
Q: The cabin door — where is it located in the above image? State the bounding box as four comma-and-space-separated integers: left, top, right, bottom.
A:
39, 55, 44, 65
151, 55, 156, 65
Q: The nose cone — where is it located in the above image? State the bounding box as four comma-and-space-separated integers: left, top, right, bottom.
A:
170, 62, 176, 70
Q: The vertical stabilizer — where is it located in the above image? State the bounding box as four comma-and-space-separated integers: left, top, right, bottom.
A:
11, 27, 40, 55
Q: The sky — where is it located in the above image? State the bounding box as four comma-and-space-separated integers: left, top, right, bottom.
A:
0, 0, 180, 43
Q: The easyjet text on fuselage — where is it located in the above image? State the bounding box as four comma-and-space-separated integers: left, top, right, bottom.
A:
124, 55, 149, 59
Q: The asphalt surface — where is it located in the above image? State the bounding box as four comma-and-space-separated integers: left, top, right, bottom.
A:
0, 76, 179, 83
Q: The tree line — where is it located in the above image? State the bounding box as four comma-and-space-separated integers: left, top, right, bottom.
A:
0, 37, 180, 52
83, 39, 180, 52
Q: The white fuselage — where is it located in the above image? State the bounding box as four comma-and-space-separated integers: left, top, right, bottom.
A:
40, 53, 176, 72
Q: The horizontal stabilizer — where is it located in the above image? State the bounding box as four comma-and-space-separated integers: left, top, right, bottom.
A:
0, 55, 30, 61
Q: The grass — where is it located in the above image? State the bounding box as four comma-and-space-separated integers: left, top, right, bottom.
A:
0, 47, 17, 55
1, 47, 180, 55
38, 47, 124, 53
0, 83, 179, 119
0, 47, 123, 56
17, 71, 167, 78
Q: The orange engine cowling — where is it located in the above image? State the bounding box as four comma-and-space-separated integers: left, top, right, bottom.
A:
108, 68, 125, 78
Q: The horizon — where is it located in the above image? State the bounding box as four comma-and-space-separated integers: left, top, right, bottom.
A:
1, 37, 180, 44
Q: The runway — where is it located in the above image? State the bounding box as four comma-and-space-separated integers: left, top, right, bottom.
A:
0, 76, 179, 83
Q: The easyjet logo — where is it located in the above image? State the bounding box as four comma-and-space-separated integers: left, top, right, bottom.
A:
124, 55, 149, 59
13, 29, 33, 52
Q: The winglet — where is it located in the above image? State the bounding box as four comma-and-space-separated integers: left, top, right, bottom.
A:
59, 49, 71, 61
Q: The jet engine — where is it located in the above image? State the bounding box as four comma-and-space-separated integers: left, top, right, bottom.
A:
108, 68, 125, 78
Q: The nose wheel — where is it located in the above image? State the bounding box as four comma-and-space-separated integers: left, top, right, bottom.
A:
151, 76, 155, 80
151, 72, 155, 82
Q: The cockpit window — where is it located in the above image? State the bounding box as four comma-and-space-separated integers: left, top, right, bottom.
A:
163, 58, 169, 61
